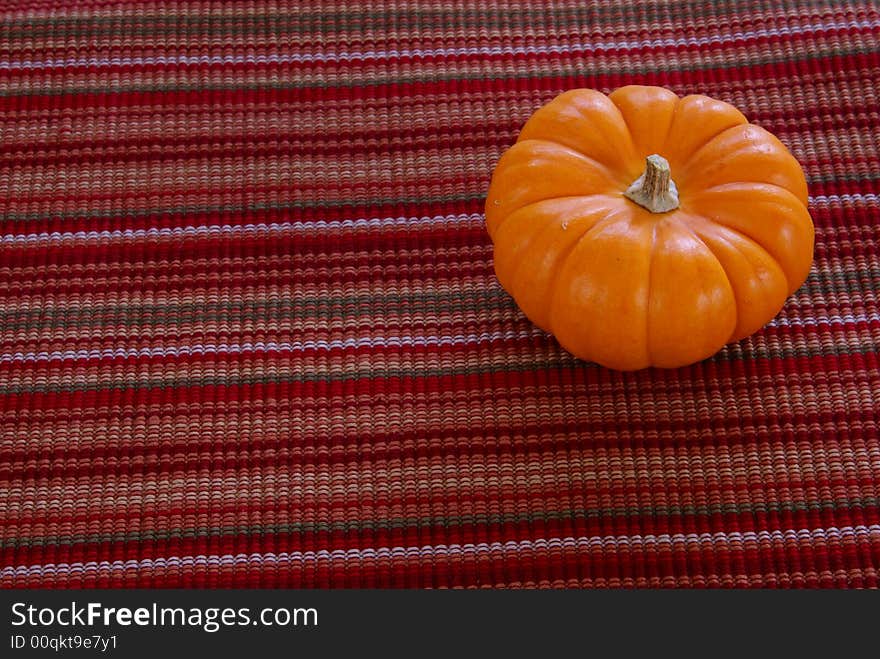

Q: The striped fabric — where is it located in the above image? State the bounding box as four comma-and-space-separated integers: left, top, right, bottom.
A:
1, 0, 879, 588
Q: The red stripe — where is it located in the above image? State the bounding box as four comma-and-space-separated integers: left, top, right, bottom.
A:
1, 349, 878, 415
2, 515, 880, 588
6, 24, 878, 77
0, 242, 498, 295
0, 184, 872, 255
3, 64, 875, 127
2, 361, 877, 468
0, 198, 486, 236
0, 226, 488, 269
2, 226, 876, 299
1, 490, 877, 554
0, 502, 880, 583
2, 51, 877, 111
1, 176, 488, 213
1, 314, 879, 385
0, 109, 877, 166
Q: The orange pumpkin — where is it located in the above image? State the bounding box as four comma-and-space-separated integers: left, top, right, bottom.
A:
485, 85, 814, 370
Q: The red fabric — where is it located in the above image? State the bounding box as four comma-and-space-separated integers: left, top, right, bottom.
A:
1, 0, 879, 587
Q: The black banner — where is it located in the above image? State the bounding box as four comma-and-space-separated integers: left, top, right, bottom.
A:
0, 589, 873, 656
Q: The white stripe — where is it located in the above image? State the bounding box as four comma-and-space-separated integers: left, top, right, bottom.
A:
1, 194, 876, 247
766, 312, 880, 329
810, 193, 880, 205
1, 312, 876, 365
0, 19, 876, 70
0, 330, 547, 364
0, 213, 484, 246
3, 525, 878, 578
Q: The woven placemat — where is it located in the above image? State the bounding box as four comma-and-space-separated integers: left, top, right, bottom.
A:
1, 0, 879, 588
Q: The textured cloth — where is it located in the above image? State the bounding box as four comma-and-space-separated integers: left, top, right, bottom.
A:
1, 0, 879, 588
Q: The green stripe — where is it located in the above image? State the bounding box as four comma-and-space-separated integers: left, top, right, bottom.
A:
0, 289, 508, 320
798, 269, 880, 297
0, 193, 486, 224
1, 172, 878, 225
1, 496, 875, 550
1, 357, 579, 395
0, 1, 829, 34
1, 44, 874, 98
0, 340, 876, 395
0, 269, 876, 331
0, 290, 513, 331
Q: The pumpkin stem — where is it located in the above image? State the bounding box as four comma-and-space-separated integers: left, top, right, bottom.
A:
623, 154, 680, 213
